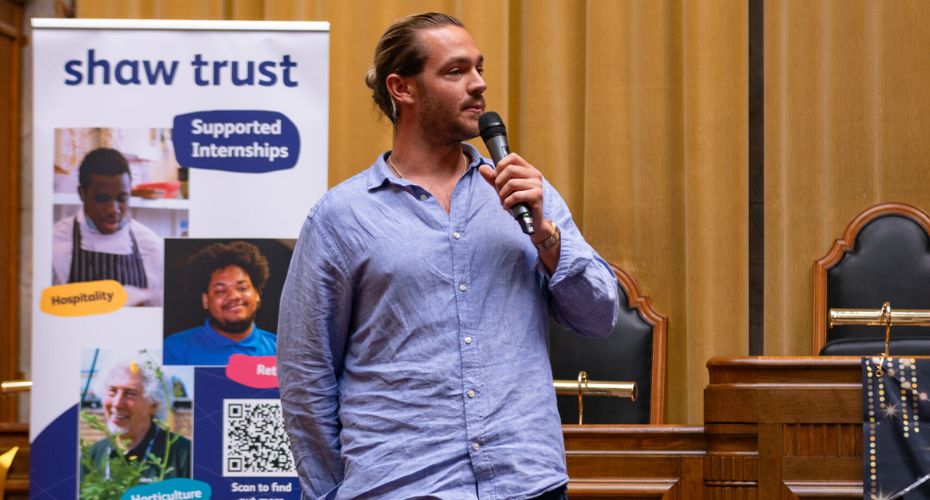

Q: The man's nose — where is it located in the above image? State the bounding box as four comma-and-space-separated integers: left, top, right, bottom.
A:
110, 390, 126, 406
103, 199, 122, 214
469, 70, 487, 95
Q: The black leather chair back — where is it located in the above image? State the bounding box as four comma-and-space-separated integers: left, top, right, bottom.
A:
549, 265, 665, 424
816, 204, 930, 355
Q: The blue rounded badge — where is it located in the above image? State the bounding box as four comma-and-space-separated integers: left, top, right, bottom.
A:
173, 110, 300, 173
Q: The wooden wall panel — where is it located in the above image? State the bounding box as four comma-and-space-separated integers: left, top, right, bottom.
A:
0, 0, 23, 423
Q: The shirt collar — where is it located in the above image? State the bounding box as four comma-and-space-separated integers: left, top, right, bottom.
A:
366, 143, 492, 191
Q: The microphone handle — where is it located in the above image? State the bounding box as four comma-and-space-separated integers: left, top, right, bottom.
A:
486, 136, 535, 235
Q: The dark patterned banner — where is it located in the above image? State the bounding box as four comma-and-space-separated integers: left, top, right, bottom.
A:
863, 357, 930, 499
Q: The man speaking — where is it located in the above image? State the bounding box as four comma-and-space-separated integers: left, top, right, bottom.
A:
278, 12, 619, 499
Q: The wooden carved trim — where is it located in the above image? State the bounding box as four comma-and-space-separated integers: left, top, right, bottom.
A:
783, 480, 862, 498
610, 263, 668, 424
783, 423, 861, 457
704, 453, 758, 482
568, 478, 678, 497
704, 480, 757, 487
812, 203, 930, 355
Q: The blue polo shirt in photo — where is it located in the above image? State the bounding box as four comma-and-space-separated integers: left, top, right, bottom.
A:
164, 319, 277, 365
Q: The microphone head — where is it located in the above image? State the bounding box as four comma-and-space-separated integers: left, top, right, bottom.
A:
479, 112, 507, 143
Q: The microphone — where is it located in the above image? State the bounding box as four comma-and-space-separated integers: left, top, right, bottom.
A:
478, 112, 535, 235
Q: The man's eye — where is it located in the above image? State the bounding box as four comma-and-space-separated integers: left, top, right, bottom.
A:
477, 67, 484, 75
91, 193, 129, 203
449, 68, 462, 75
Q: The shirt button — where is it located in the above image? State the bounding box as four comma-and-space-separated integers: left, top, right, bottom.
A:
472, 442, 480, 451
459, 283, 468, 292
453, 231, 462, 239
467, 389, 476, 398
419, 193, 428, 201
464, 336, 473, 344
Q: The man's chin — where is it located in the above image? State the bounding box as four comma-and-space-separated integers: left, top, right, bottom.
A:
210, 318, 253, 335
98, 223, 120, 235
460, 115, 480, 135
451, 124, 479, 143
106, 421, 130, 436
462, 118, 481, 139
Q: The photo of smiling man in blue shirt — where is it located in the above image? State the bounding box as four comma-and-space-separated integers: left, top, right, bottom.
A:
164, 240, 277, 366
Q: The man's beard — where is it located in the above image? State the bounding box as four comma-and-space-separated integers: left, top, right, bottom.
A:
416, 80, 479, 144
209, 315, 254, 335
106, 420, 129, 436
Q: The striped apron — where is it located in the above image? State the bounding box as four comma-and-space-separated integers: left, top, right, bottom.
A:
68, 218, 149, 288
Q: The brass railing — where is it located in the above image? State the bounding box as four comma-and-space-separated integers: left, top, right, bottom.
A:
0, 380, 31, 394
553, 372, 636, 425
830, 302, 930, 356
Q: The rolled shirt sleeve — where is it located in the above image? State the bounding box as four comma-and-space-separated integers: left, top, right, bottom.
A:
540, 182, 620, 338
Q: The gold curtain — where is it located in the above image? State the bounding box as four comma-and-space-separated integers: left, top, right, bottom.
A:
765, 1, 930, 356
77, 0, 749, 424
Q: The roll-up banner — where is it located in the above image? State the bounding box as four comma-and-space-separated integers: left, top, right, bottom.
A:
31, 19, 329, 499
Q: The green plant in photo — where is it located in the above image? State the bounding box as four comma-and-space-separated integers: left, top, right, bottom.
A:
79, 410, 146, 500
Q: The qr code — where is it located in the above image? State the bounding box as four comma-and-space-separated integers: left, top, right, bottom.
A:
223, 398, 297, 477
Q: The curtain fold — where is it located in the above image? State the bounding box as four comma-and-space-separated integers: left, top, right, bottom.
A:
681, 1, 748, 420
77, 0, 750, 424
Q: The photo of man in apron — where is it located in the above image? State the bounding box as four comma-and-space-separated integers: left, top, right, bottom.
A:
52, 148, 164, 306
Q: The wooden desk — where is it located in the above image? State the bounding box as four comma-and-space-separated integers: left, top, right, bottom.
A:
564, 425, 705, 499
563, 357, 866, 499
704, 356, 863, 499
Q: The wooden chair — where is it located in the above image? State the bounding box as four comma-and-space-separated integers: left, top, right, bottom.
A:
813, 202, 930, 355
549, 262, 667, 424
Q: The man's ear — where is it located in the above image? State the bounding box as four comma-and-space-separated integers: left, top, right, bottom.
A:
202, 292, 209, 310
386, 74, 416, 106
78, 186, 86, 203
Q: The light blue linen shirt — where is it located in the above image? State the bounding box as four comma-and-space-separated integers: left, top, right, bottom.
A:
278, 144, 619, 499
